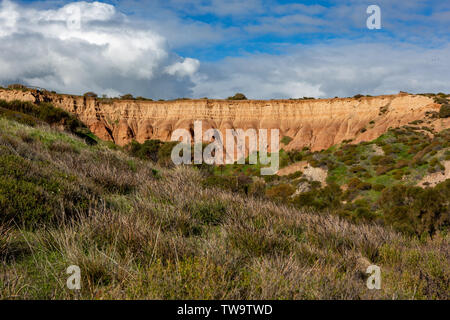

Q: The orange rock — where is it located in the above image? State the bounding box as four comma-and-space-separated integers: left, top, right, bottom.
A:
0, 89, 445, 151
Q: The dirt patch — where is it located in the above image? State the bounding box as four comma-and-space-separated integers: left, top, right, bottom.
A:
278, 161, 328, 186
417, 161, 450, 187
277, 161, 308, 176
372, 145, 384, 156
303, 164, 328, 186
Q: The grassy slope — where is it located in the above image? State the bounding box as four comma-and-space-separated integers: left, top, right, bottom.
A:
218, 124, 450, 233
0, 107, 449, 299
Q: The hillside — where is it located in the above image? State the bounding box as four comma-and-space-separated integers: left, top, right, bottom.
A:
0, 99, 449, 299
0, 88, 447, 151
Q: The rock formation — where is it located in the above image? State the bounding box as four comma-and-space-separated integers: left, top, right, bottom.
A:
0, 89, 445, 151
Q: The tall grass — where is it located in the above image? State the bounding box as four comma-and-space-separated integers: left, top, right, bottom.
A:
0, 116, 448, 300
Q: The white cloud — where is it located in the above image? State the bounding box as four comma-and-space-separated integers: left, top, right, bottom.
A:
165, 58, 200, 78
0, 0, 448, 101
0, 0, 199, 98
192, 42, 450, 99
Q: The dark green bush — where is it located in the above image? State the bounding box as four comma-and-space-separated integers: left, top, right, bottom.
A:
349, 165, 366, 174
287, 150, 303, 162
0, 106, 43, 127
126, 139, 162, 162
281, 136, 293, 145
286, 171, 303, 180
203, 174, 253, 195
439, 104, 450, 118
227, 93, 247, 100
293, 183, 342, 210
266, 183, 295, 202
186, 201, 227, 226
83, 92, 98, 98
0, 152, 93, 229
0, 100, 95, 144
379, 182, 450, 236
121, 94, 135, 100
373, 184, 386, 192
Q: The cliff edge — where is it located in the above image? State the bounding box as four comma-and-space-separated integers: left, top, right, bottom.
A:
0, 89, 446, 151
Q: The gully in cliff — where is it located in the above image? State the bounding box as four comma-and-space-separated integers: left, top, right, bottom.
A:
170, 120, 279, 175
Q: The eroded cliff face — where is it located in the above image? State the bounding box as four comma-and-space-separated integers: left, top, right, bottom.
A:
0, 89, 445, 151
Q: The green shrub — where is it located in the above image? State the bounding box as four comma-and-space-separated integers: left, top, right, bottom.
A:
186, 201, 227, 226
266, 184, 295, 202
83, 92, 98, 98
203, 174, 253, 195
126, 139, 162, 162
157, 141, 180, 167
287, 150, 303, 162
393, 170, 405, 180
293, 183, 342, 210
439, 104, 450, 118
0, 106, 43, 127
0, 153, 93, 228
286, 170, 302, 180
281, 136, 293, 145
379, 182, 450, 236
373, 184, 386, 191
121, 94, 134, 100
349, 165, 366, 174
343, 199, 377, 222
0, 100, 95, 144
228, 229, 290, 257
125, 140, 179, 167
227, 93, 247, 100
248, 178, 266, 198
434, 97, 449, 105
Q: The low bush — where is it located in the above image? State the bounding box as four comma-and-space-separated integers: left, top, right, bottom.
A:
293, 183, 342, 210
0, 100, 95, 144
373, 184, 386, 192
439, 104, 450, 118
379, 182, 450, 236
120, 94, 135, 100
83, 92, 98, 98
281, 136, 293, 145
126, 139, 162, 162
186, 200, 228, 226
0, 152, 94, 228
227, 93, 247, 100
266, 183, 295, 202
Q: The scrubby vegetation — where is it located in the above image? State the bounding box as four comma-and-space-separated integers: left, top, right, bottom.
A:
227, 93, 247, 100
440, 104, 450, 118
204, 124, 450, 237
83, 92, 98, 98
0, 100, 448, 300
0, 100, 96, 145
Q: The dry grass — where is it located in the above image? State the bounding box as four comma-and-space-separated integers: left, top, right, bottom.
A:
0, 117, 449, 300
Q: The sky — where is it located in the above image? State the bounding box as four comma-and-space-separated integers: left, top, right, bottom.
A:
0, 0, 449, 99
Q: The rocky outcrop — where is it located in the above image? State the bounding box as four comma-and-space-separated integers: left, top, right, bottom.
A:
0, 89, 445, 151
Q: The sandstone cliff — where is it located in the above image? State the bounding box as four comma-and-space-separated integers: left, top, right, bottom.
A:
0, 89, 446, 151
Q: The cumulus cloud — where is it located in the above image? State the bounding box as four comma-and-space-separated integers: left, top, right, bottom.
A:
165, 58, 200, 78
0, 0, 200, 98
0, 0, 448, 100
192, 42, 450, 99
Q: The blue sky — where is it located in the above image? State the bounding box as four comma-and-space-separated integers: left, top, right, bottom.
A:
1, 0, 450, 99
